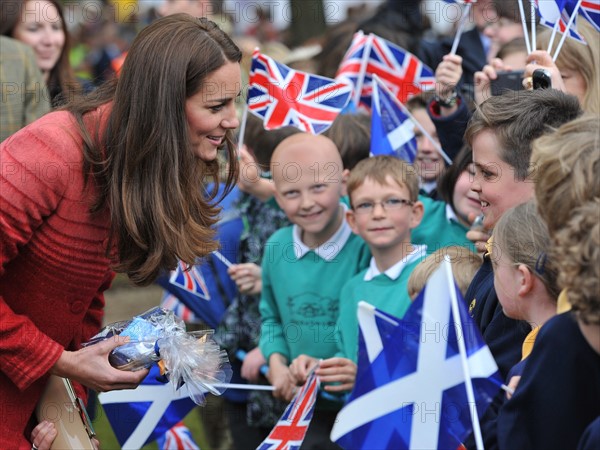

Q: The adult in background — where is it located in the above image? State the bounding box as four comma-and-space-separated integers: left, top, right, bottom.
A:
0, 36, 50, 141
0, 14, 241, 449
1, 0, 81, 106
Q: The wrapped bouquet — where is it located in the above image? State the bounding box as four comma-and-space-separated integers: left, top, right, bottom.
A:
84, 307, 231, 405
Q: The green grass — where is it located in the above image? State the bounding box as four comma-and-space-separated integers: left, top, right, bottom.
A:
92, 403, 209, 450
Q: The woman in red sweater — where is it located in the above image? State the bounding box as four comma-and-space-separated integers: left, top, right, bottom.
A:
0, 14, 241, 449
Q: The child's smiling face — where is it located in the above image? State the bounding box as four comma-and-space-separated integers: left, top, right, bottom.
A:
471, 130, 534, 229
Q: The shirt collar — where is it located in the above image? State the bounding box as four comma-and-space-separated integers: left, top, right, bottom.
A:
420, 180, 437, 194
364, 244, 427, 281
446, 204, 460, 224
292, 204, 351, 261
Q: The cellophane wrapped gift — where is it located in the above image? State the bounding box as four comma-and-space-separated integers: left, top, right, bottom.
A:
83, 307, 231, 405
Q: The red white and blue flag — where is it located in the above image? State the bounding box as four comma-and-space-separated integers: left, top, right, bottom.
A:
160, 293, 199, 324
169, 260, 211, 302
336, 32, 435, 110
156, 422, 201, 450
257, 369, 321, 450
536, 0, 587, 43
578, 0, 600, 32
248, 49, 351, 134
335, 31, 372, 109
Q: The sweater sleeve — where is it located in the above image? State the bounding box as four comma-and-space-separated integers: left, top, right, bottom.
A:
334, 280, 353, 360
428, 96, 472, 162
0, 126, 73, 390
258, 242, 290, 362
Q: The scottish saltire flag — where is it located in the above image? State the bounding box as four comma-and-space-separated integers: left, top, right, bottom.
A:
248, 49, 351, 134
156, 422, 200, 450
257, 370, 320, 450
331, 262, 501, 450
336, 32, 435, 110
100, 365, 198, 449
371, 78, 417, 162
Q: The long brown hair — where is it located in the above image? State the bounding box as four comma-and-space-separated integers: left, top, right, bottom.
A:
66, 14, 241, 286
0, 0, 79, 105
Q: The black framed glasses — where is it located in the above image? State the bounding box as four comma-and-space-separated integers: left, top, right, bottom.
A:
353, 198, 414, 215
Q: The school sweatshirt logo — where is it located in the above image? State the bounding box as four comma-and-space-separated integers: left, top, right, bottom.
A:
287, 292, 338, 325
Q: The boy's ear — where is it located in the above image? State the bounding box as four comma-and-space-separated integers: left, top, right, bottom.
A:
409, 200, 425, 229
346, 208, 359, 234
340, 169, 350, 197
272, 189, 284, 210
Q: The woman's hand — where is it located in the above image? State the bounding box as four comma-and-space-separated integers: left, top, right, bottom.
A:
30, 420, 57, 450
434, 54, 463, 116
316, 357, 357, 392
50, 336, 148, 392
228, 263, 262, 295
474, 58, 511, 105
524, 50, 565, 91
31, 421, 99, 450
240, 346, 267, 382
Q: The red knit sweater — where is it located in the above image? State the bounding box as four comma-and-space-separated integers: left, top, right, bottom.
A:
0, 107, 114, 448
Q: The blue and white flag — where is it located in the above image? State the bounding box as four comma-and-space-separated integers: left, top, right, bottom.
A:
370, 77, 418, 162
331, 261, 501, 449
99, 365, 198, 449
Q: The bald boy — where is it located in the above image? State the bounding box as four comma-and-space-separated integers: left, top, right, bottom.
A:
259, 133, 369, 449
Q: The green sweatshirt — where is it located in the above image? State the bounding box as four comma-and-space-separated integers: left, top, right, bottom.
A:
336, 251, 426, 362
259, 222, 370, 363
412, 196, 475, 253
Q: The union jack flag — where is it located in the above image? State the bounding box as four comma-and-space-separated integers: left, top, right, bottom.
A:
336, 32, 435, 110
257, 370, 321, 450
156, 422, 201, 450
169, 261, 210, 302
160, 293, 199, 323
336, 31, 372, 108
579, 0, 600, 32
536, 0, 587, 43
247, 49, 351, 134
